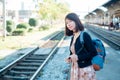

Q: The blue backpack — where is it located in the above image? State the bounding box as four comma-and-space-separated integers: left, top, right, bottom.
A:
80, 31, 106, 71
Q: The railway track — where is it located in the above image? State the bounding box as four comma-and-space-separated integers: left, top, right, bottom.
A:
0, 31, 65, 80
85, 24, 120, 50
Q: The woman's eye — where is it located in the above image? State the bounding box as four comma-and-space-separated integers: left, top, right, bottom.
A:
67, 21, 72, 24
66, 20, 73, 25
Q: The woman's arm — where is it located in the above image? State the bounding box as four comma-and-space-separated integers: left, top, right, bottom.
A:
77, 32, 97, 60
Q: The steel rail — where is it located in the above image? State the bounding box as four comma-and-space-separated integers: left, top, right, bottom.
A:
0, 31, 64, 80
30, 36, 65, 80
86, 24, 120, 49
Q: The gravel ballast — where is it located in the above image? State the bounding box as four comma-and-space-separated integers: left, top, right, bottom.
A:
37, 37, 71, 80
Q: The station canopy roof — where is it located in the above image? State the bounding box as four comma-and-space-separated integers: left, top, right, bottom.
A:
102, 0, 118, 7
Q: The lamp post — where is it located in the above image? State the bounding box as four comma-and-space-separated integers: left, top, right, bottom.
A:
3, 0, 6, 41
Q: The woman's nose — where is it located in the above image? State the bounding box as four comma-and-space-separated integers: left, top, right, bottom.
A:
67, 23, 71, 26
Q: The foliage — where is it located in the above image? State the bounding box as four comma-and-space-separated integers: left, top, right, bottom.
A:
38, 0, 70, 20
16, 23, 29, 29
6, 25, 12, 33
28, 18, 38, 27
6, 20, 13, 25
12, 29, 26, 36
6, 20, 14, 33
28, 27, 33, 32
39, 24, 50, 31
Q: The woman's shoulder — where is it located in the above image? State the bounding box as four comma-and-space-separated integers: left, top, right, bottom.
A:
82, 31, 91, 40
82, 31, 90, 37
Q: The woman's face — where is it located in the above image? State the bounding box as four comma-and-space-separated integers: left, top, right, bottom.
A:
65, 18, 76, 32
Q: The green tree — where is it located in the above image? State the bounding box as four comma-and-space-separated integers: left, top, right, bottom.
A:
6, 20, 14, 34
16, 23, 29, 29
38, 0, 70, 20
29, 18, 38, 27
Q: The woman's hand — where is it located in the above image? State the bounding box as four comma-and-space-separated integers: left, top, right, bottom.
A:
65, 57, 72, 63
70, 54, 78, 62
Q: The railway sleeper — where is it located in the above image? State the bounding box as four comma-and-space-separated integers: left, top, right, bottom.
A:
5, 71, 34, 77
8, 70, 34, 75
28, 55, 48, 58
2, 75, 30, 80
31, 54, 48, 56
22, 59, 44, 63
12, 66, 38, 71
17, 62, 42, 67
25, 57, 46, 60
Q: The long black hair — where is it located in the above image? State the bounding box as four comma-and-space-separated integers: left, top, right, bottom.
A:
65, 13, 84, 36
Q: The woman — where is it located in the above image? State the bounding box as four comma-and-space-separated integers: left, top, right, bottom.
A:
65, 13, 97, 80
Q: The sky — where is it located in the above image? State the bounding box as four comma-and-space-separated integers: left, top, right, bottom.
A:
6, 0, 35, 10
64, 0, 109, 19
4, 0, 109, 19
